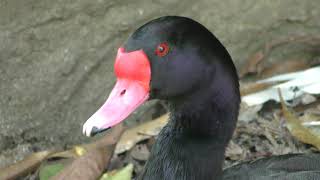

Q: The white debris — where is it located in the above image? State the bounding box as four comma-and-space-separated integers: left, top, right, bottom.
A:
242, 66, 320, 106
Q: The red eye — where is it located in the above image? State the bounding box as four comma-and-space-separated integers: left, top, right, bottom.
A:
155, 42, 169, 57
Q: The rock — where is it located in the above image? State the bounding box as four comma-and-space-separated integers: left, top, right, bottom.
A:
1, 0, 320, 167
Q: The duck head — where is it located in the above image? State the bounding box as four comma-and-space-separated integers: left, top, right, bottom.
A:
83, 16, 240, 137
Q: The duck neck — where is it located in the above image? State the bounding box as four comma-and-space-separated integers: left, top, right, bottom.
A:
140, 78, 240, 180
140, 63, 240, 180
167, 83, 239, 177
168, 76, 239, 140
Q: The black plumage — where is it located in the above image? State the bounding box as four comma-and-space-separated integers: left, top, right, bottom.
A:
125, 16, 320, 180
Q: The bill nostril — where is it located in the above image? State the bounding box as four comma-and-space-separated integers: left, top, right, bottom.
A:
120, 89, 126, 96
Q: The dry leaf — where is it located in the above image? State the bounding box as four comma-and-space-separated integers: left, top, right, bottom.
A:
293, 98, 320, 113
225, 141, 245, 161
100, 163, 134, 180
0, 114, 166, 179
0, 150, 55, 180
52, 124, 125, 180
115, 113, 169, 154
279, 89, 320, 150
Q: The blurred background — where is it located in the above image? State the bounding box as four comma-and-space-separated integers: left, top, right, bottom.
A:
1, 0, 320, 178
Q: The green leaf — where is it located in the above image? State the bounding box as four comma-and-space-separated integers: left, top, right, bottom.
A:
100, 164, 134, 180
39, 163, 65, 180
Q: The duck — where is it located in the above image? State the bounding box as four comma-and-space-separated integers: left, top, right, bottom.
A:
82, 16, 320, 180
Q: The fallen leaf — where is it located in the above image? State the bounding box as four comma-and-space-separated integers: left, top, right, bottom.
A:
293, 98, 320, 113
115, 114, 169, 154
299, 111, 320, 137
0, 150, 55, 180
238, 103, 262, 122
74, 145, 87, 156
279, 89, 320, 150
39, 163, 65, 180
48, 146, 84, 160
225, 141, 245, 161
52, 124, 125, 180
100, 164, 134, 180
0, 114, 165, 179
